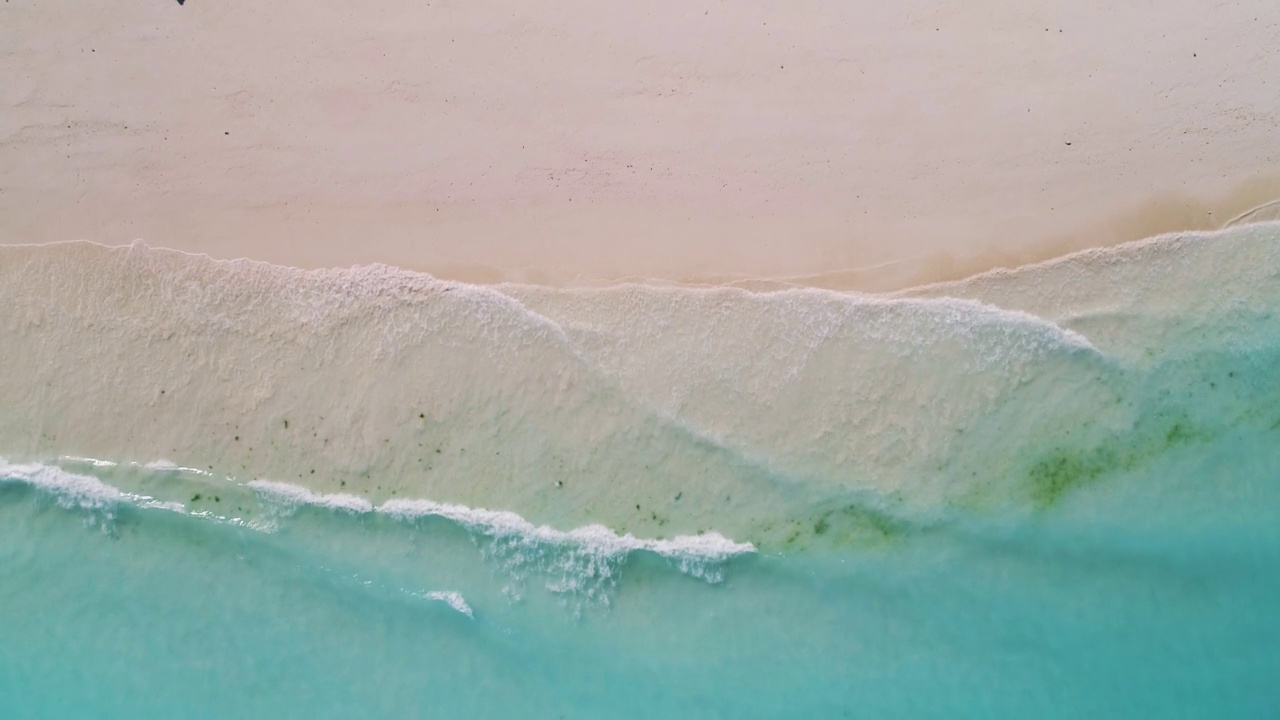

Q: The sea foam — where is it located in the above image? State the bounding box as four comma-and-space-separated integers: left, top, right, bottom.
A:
0, 458, 184, 513
1, 458, 755, 605
422, 591, 474, 618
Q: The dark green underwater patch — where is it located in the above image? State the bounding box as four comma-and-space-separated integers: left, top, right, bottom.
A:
1026, 415, 1216, 509
769, 501, 910, 552
1027, 446, 1130, 508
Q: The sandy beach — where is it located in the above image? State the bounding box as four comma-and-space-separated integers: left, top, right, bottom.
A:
6, 4, 1280, 715
3, 0, 1277, 289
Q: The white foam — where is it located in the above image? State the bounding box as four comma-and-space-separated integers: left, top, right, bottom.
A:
3, 459, 754, 607
0, 458, 184, 512
380, 497, 755, 562
60, 455, 119, 469
10, 461, 754, 567
423, 591, 474, 618
141, 459, 216, 477
248, 480, 374, 514
1, 458, 125, 509
250, 481, 755, 596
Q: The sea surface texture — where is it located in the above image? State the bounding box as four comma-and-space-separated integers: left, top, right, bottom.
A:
2, 225, 1279, 717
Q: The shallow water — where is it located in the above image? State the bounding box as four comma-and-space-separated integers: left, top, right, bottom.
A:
2, 225, 1279, 717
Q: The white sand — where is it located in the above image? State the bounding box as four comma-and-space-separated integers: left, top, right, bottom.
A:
2, 0, 1278, 289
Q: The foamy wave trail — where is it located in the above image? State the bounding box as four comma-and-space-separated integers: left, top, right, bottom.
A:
247, 476, 753, 602
0, 457, 183, 514
0, 457, 752, 609
248, 479, 375, 514
423, 591, 474, 618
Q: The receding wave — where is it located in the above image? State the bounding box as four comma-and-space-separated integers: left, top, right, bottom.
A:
1, 223, 1278, 551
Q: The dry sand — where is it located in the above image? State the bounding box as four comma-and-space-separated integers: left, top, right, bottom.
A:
2, 0, 1278, 289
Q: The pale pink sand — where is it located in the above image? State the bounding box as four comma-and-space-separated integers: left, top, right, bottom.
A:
2, 0, 1278, 288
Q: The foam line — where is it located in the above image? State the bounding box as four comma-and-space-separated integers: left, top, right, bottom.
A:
0, 459, 184, 513
423, 591, 474, 618
380, 497, 755, 562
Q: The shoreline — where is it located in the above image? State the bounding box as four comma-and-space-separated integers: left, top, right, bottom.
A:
3, 177, 1278, 293
4, 205, 1279, 296
4, 1, 1279, 291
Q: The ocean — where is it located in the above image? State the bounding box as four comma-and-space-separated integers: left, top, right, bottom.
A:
2, 224, 1279, 717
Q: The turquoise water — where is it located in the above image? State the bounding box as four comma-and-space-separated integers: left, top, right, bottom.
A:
2, 228, 1280, 717
3, 432, 1279, 718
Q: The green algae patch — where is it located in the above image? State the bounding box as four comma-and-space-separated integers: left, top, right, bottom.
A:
831, 503, 907, 544
1025, 415, 1217, 509
1027, 446, 1133, 509
1164, 422, 1197, 445
763, 501, 912, 553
